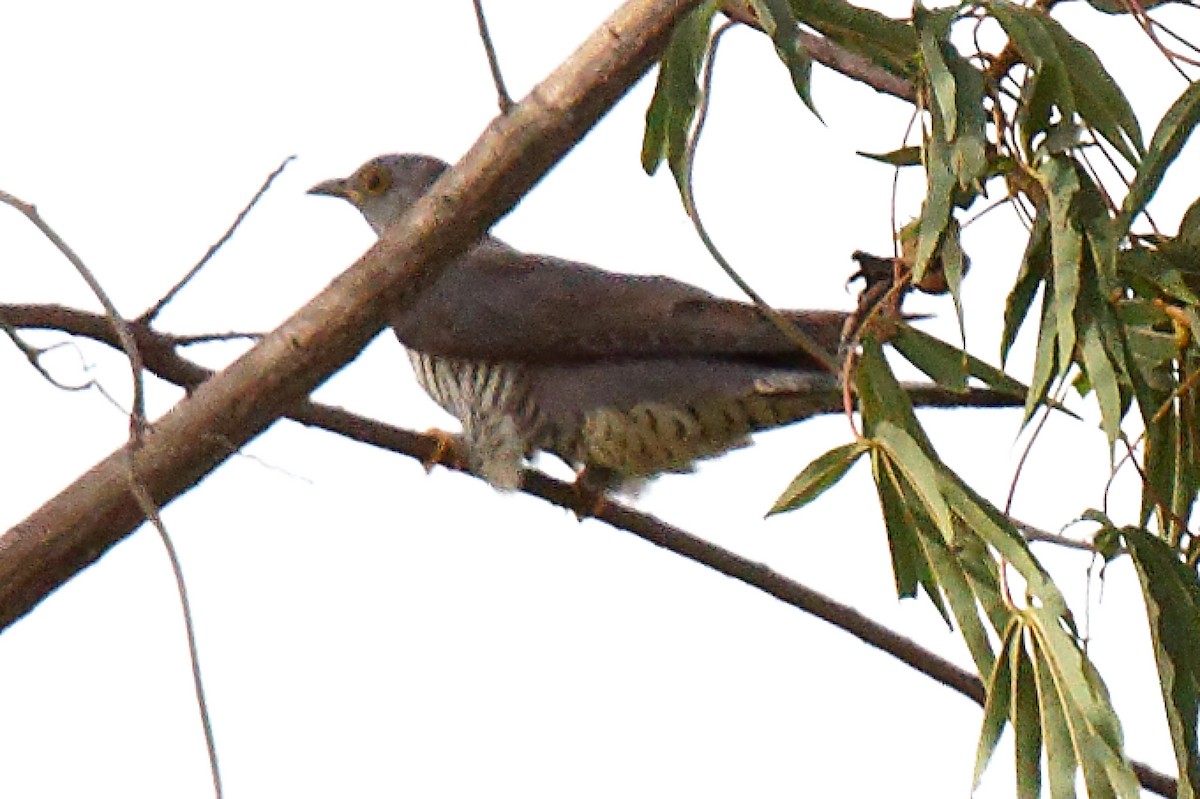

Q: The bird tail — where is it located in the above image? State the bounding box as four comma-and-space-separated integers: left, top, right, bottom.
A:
748, 373, 1023, 431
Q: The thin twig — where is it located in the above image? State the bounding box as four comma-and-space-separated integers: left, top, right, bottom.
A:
0, 195, 221, 796
126, 475, 223, 799
472, 0, 514, 113
681, 20, 839, 375
166, 331, 263, 346
1015, 520, 1100, 553
0, 190, 147, 440
0, 311, 93, 391
140, 156, 295, 324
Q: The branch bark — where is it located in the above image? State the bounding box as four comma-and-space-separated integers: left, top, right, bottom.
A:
0, 0, 703, 632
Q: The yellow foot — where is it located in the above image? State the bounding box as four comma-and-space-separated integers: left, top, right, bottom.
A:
421, 428, 466, 473
570, 465, 617, 519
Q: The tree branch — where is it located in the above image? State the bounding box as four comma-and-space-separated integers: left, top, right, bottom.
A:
0, 301, 1177, 797
0, 0, 703, 632
719, 3, 916, 102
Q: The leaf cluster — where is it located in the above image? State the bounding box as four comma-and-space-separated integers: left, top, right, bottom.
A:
642, 1, 1200, 796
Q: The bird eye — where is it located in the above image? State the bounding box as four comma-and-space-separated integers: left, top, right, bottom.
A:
361, 165, 391, 195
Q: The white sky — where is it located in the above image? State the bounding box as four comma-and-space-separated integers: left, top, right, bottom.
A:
0, 1, 1193, 797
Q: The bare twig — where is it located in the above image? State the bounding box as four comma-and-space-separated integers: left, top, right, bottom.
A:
0, 190, 147, 440
0, 311, 93, 391
165, 331, 263, 346
681, 20, 839, 375
141, 157, 295, 324
1015, 520, 1100, 553
472, 0, 514, 113
127, 477, 223, 799
0, 195, 219, 794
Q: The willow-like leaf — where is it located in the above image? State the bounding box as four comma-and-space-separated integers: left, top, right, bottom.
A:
769, 440, 870, 515
1118, 81, 1200, 238
1123, 528, 1200, 799
640, 1, 722, 181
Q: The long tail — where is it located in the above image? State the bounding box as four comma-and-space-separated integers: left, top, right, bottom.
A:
747, 374, 1023, 432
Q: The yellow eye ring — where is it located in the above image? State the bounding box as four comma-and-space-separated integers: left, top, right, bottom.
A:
360, 165, 392, 196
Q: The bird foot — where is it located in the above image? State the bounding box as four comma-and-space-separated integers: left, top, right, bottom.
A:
569, 466, 618, 519
421, 428, 467, 473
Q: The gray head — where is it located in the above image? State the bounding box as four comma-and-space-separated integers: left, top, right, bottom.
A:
309, 153, 450, 234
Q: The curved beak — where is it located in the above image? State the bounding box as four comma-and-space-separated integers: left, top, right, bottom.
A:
308, 178, 359, 206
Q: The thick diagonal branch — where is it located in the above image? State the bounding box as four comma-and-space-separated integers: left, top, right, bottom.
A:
0, 0, 703, 632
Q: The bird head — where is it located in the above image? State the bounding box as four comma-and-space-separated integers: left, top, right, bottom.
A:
308, 153, 450, 235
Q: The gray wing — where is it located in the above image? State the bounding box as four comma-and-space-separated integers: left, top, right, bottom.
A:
390, 237, 847, 368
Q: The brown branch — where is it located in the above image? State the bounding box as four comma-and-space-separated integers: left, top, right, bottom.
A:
0, 191, 148, 438
0, 301, 1176, 797
473, 0, 515, 113
0, 199, 221, 793
140, 156, 296, 324
0, 0, 703, 633
720, 3, 916, 102
796, 27, 914, 102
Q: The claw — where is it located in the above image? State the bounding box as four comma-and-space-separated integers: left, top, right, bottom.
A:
570, 465, 616, 519
422, 428, 465, 473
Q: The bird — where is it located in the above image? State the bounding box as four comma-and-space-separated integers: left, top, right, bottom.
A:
309, 153, 1019, 497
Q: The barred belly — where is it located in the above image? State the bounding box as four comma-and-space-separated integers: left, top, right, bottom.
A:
405, 349, 537, 490
578, 394, 788, 477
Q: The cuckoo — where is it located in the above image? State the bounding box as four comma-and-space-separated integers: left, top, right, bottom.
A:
310, 154, 1018, 494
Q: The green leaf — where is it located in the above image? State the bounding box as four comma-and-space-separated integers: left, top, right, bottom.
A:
891, 322, 1029, 397
1086, 0, 1175, 14
1014, 54, 1053, 160
1123, 529, 1200, 799
858, 145, 921, 167
916, 132, 956, 280
749, 0, 818, 118
1027, 607, 1141, 798
1026, 287, 1061, 422
874, 421, 955, 542
919, 524, 1001, 673
1040, 15, 1143, 165
945, 47, 988, 189
1126, 359, 1178, 528
940, 478, 1069, 619
1118, 81, 1200, 238
769, 440, 870, 515
911, 7, 985, 282
892, 322, 968, 391
859, 340, 947, 614
1036, 156, 1083, 380
989, 2, 1142, 165
975, 618, 1020, 789
916, 5, 958, 137
872, 445, 938, 606
1075, 167, 1121, 293
1079, 314, 1124, 446
954, 529, 1012, 635
784, 0, 917, 80
990, 1, 1074, 153
1120, 245, 1200, 306
1011, 629, 1044, 799
940, 217, 968, 331
1003, 209, 1051, 364
1030, 635, 1079, 799
856, 336, 930, 445
1180, 195, 1200, 246
640, 1, 722, 180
